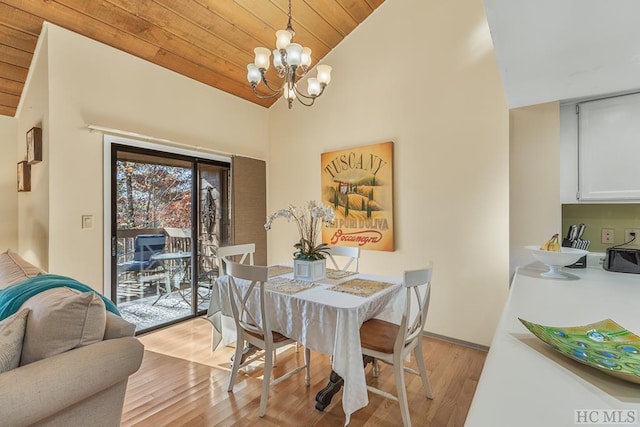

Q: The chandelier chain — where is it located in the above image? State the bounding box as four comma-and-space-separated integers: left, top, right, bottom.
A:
286, 0, 294, 34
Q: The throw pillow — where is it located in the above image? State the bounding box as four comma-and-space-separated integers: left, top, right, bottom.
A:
19, 287, 107, 366
0, 308, 30, 373
0, 249, 42, 290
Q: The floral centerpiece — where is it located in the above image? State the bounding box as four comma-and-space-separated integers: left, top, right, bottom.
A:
264, 200, 336, 260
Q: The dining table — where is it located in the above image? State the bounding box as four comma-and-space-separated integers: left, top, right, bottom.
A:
206, 264, 404, 425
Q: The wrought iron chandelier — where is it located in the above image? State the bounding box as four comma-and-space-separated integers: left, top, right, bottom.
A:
246, 0, 332, 109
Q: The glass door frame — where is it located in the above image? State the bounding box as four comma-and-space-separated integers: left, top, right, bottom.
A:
102, 134, 230, 331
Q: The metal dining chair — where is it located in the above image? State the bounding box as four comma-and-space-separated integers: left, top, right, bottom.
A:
326, 245, 360, 272
359, 267, 434, 427
225, 260, 311, 417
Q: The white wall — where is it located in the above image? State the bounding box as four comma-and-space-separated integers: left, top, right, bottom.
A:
268, 0, 510, 346
10, 3, 508, 345
509, 102, 562, 275
18, 23, 269, 290
17, 27, 50, 269
0, 115, 18, 251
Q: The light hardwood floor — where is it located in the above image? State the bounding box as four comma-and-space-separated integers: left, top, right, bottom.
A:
122, 317, 486, 427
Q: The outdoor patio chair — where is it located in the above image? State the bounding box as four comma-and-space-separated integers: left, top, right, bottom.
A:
117, 234, 166, 282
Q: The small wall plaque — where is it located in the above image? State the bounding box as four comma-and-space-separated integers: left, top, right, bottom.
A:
17, 161, 30, 192
26, 127, 42, 164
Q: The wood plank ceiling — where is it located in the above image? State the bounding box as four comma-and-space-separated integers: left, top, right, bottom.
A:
0, 0, 385, 117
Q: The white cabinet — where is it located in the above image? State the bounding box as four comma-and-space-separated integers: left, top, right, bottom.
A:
560, 93, 640, 203
560, 103, 579, 203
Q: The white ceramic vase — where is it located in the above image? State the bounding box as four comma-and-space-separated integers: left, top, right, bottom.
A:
293, 259, 326, 281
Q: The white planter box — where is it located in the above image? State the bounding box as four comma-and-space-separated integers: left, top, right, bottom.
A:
293, 259, 326, 281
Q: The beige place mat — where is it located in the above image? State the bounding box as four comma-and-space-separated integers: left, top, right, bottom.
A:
329, 278, 394, 297
326, 269, 358, 280
266, 277, 318, 295
268, 265, 293, 277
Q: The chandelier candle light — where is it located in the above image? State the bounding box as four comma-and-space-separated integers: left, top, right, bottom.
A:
246, 0, 332, 109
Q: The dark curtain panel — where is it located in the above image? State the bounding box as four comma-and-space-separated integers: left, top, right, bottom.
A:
231, 156, 267, 265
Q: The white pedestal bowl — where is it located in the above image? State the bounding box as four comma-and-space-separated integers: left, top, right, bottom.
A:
525, 245, 589, 279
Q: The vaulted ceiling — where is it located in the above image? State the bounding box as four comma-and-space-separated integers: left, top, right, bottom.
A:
0, 0, 384, 117
484, 0, 640, 108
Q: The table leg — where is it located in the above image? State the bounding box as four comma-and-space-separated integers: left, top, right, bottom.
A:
315, 355, 375, 411
153, 260, 189, 306
230, 343, 260, 365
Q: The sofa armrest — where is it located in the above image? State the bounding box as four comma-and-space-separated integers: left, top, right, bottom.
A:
0, 337, 144, 426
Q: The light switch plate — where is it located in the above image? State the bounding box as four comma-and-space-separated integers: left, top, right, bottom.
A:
82, 215, 93, 229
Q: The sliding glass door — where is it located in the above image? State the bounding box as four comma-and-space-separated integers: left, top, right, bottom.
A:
196, 162, 231, 312
110, 144, 229, 333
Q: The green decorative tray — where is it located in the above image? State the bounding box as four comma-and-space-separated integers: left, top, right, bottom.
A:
519, 318, 640, 384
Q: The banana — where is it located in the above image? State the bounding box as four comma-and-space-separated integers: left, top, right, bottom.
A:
540, 233, 561, 252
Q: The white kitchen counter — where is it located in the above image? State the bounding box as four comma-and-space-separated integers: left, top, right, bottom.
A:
465, 263, 640, 427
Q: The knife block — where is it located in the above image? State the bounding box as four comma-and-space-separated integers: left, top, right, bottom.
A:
565, 255, 587, 269
562, 241, 587, 269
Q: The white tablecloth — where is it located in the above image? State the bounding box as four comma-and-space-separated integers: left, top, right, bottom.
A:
207, 271, 402, 425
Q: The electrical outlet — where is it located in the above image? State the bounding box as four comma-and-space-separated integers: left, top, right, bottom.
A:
601, 228, 615, 244
624, 229, 640, 247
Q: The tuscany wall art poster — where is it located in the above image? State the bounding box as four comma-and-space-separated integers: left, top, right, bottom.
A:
321, 141, 394, 252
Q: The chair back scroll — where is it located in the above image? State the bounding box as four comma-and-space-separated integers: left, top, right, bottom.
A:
226, 260, 269, 342
326, 245, 360, 272
398, 268, 432, 352
218, 243, 256, 276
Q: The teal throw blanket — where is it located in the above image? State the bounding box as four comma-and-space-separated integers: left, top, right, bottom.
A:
0, 274, 120, 321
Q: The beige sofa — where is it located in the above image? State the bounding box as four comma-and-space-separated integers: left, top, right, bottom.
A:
0, 250, 144, 427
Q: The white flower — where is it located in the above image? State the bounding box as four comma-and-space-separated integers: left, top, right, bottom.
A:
264, 200, 335, 260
